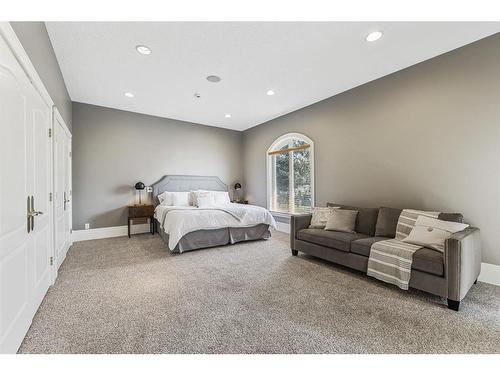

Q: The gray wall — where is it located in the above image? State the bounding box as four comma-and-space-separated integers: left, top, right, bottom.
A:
243, 33, 500, 265
72, 102, 243, 230
11, 22, 72, 130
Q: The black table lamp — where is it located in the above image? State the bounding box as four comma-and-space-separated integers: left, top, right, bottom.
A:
135, 181, 146, 205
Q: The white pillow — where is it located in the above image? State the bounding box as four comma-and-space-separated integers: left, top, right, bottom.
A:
402, 215, 469, 252
171, 192, 190, 207
190, 190, 209, 206
158, 191, 173, 206
213, 191, 230, 205
309, 207, 338, 229
193, 191, 214, 207
197, 194, 215, 208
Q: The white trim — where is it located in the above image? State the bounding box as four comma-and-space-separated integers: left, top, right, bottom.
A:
72, 223, 151, 242
0, 22, 54, 108
53, 107, 72, 138
275, 221, 290, 234
270, 211, 292, 219
478, 262, 500, 286
266, 132, 315, 214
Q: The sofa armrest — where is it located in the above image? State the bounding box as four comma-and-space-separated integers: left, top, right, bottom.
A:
445, 227, 481, 301
290, 214, 312, 250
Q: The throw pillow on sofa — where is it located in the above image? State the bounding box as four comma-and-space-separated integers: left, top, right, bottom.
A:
402, 215, 469, 252
327, 203, 378, 236
375, 207, 403, 237
309, 207, 338, 228
324, 209, 359, 233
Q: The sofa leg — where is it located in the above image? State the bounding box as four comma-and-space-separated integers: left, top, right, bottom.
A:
291, 250, 298, 256
447, 299, 460, 311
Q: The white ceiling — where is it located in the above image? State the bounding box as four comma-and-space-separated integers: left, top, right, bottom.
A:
46, 22, 499, 131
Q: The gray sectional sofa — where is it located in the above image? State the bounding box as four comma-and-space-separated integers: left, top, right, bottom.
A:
290, 203, 481, 311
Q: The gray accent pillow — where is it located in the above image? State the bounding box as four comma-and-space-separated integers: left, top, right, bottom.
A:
375, 207, 403, 238
324, 209, 359, 233
327, 203, 378, 236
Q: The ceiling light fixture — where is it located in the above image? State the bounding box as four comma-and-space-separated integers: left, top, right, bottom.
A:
225, 114, 231, 118
124, 92, 134, 98
366, 31, 383, 42
266, 90, 275, 96
136, 45, 152, 55
207, 75, 221, 83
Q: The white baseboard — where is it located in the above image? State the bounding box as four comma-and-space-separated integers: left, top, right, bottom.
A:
478, 262, 500, 286
72, 223, 151, 242
275, 221, 290, 234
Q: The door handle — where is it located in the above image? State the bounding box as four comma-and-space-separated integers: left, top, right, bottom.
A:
27, 196, 43, 232
31, 196, 34, 231
64, 192, 69, 210
27, 196, 32, 233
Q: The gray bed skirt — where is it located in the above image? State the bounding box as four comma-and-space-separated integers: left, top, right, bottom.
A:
154, 219, 271, 253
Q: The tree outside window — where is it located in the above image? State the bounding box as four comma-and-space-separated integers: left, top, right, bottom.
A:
267, 134, 314, 214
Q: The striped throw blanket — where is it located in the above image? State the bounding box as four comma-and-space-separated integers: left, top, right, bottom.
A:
367, 209, 439, 290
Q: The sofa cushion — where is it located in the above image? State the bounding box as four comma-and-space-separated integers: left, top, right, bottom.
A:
297, 229, 369, 252
351, 236, 391, 257
375, 207, 402, 238
412, 248, 444, 276
351, 236, 444, 276
327, 203, 379, 236
438, 212, 464, 223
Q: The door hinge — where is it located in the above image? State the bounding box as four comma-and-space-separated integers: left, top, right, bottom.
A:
49, 192, 53, 202
50, 256, 53, 266
69, 151, 72, 158
70, 228, 73, 234
48, 128, 52, 137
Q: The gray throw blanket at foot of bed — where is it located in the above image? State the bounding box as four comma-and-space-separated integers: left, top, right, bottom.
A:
367, 209, 440, 290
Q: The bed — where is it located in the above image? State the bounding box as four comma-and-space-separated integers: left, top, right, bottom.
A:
151, 175, 276, 253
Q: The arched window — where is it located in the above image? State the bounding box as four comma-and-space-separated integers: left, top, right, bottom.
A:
267, 133, 314, 214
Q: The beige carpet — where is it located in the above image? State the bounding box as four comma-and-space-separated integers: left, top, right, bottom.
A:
19, 231, 500, 354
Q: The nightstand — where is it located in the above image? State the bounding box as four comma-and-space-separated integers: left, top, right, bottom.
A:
128, 205, 155, 238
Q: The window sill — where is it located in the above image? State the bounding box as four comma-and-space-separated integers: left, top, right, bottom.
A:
270, 211, 292, 218
270, 210, 311, 218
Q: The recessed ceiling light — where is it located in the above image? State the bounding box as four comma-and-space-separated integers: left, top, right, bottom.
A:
124, 92, 134, 98
366, 31, 383, 42
225, 114, 231, 118
207, 75, 221, 83
136, 45, 152, 55
266, 90, 275, 96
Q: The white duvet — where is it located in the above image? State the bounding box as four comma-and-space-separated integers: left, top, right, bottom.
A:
154, 203, 277, 250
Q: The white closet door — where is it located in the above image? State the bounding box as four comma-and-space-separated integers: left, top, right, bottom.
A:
0, 34, 52, 353
30, 87, 53, 311
53, 111, 71, 270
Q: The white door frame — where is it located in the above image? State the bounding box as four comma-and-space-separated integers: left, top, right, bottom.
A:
0, 23, 53, 108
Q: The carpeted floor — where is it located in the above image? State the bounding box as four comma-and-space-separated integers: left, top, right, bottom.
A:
19, 231, 500, 354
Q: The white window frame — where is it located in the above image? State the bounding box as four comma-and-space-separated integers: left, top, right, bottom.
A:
266, 132, 315, 216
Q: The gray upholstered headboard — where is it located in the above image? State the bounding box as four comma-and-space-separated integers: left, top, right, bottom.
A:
151, 175, 228, 204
